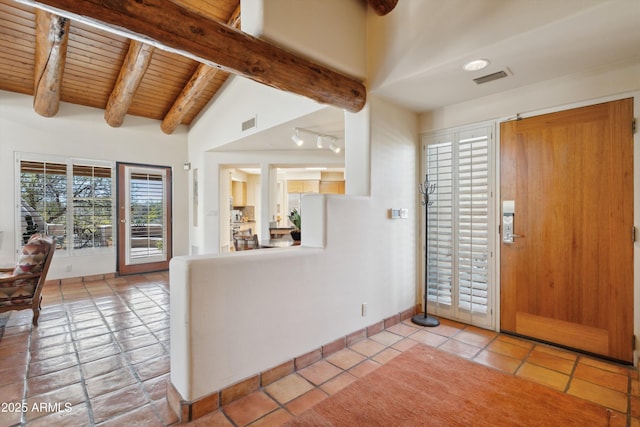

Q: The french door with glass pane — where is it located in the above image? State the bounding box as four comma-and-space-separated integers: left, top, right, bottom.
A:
422, 125, 495, 328
117, 163, 172, 275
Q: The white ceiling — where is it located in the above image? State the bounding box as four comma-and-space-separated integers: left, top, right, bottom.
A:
371, 0, 640, 112
218, 0, 640, 152
212, 103, 345, 152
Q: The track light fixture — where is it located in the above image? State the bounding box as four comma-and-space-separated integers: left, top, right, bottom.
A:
291, 129, 304, 146
291, 127, 342, 154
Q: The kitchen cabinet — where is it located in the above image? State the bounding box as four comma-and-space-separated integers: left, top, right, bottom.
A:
287, 180, 319, 193
319, 181, 345, 194
232, 181, 247, 206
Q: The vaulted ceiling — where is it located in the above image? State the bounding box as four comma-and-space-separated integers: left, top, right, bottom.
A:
1, 0, 637, 143
0, 0, 245, 134
0, 0, 391, 135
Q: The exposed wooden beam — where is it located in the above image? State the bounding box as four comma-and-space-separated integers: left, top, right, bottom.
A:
33, 9, 69, 117
104, 40, 155, 127
161, 5, 241, 135
160, 62, 217, 135
367, 0, 398, 16
23, 0, 367, 114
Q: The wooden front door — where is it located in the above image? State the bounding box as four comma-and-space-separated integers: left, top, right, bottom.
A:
500, 98, 634, 362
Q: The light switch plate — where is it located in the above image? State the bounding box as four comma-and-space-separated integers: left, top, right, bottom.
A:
389, 208, 408, 219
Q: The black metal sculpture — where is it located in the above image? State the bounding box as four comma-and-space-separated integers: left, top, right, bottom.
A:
412, 174, 440, 327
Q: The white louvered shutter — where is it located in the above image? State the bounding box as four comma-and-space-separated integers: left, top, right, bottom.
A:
423, 125, 493, 328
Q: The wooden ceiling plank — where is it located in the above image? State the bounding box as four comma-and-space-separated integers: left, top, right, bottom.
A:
66, 56, 126, 75
0, 33, 35, 51
68, 34, 128, 56
70, 25, 129, 49
145, 59, 198, 79
161, 4, 240, 134
21, 0, 366, 114
0, 11, 35, 29
104, 39, 155, 127
0, 2, 34, 20
33, 8, 70, 117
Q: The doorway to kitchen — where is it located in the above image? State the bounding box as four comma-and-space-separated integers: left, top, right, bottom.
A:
276, 166, 345, 227
221, 166, 261, 252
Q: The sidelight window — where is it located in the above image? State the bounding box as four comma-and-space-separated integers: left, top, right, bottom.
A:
422, 125, 494, 328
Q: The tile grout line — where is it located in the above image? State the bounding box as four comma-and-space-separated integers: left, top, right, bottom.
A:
20, 321, 34, 426
243, 328, 415, 426
58, 280, 96, 427
563, 353, 580, 394
27, 277, 167, 426
90, 278, 148, 425
91, 276, 168, 425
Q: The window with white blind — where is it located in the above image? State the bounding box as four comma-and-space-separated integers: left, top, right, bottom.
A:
17, 155, 115, 256
422, 125, 494, 328
127, 170, 167, 263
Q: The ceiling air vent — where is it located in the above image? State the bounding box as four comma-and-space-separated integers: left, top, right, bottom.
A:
473, 70, 508, 85
241, 116, 256, 132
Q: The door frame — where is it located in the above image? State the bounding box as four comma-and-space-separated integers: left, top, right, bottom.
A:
420, 121, 498, 331
493, 93, 638, 364
116, 162, 173, 275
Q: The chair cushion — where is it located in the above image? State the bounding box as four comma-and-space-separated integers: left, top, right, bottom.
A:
0, 270, 37, 306
0, 281, 35, 307
0, 234, 52, 306
13, 234, 51, 276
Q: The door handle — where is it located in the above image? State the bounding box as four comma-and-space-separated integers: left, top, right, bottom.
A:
502, 200, 524, 243
503, 233, 524, 244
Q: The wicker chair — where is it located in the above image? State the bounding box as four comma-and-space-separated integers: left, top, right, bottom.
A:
0, 234, 55, 326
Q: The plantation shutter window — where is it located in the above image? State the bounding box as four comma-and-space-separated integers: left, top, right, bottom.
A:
457, 131, 490, 315
426, 139, 454, 307
17, 155, 114, 256
73, 164, 113, 249
423, 125, 494, 328
126, 169, 168, 264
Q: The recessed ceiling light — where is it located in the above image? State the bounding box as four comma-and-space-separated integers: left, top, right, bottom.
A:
463, 59, 489, 72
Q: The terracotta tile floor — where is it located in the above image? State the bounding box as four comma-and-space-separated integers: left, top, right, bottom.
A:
0, 272, 638, 426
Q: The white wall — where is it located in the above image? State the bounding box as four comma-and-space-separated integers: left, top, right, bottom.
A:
242, 0, 367, 79
171, 96, 418, 400
0, 91, 189, 279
